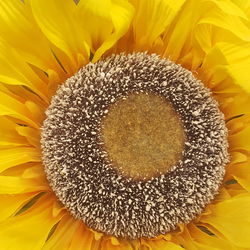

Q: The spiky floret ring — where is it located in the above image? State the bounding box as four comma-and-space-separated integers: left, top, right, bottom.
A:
41, 53, 229, 239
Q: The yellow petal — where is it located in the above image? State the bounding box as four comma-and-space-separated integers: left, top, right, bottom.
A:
0, 163, 50, 194
226, 116, 248, 135
0, 147, 41, 173
229, 151, 248, 165
225, 185, 247, 198
163, 0, 200, 61
194, 24, 214, 54
198, 42, 250, 93
200, 194, 250, 248
89, 238, 103, 250
131, 0, 185, 51
78, 0, 134, 62
0, 39, 50, 102
0, 0, 65, 79
25, 100, 45, 126
101, 237, 134, 250
229, 124, 250, 151
0, 90, 39, 128
43, 214, 80, 250
2, 163, 45, 178
47, 68, 66, 98
225, 63, 250, 93
220, 92, 250, 120
181, 223, 242, 250
232, 0, 250, 22
208, 0, 248, 19
1, 163, 32, 176
198, 7, 250, 42
0, 116, 28, 147
163, 0, 250, 65
0, 172, 48, 194
172, 224, 215, 250
194, 0, 250, 55
16, 126, 41, 149
2, 84, 48, 111
0, 193, 65, 250
30, 0, 89, 74
68, 224, 95, 250
141, 239, 183, 250
0, 192, 38, 222
226, 156, 250, 192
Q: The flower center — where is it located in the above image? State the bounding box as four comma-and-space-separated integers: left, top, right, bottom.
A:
41, 53, 229, 239
101, 93, 185, 180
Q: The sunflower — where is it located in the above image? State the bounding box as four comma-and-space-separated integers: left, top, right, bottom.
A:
0, 0, 250, 249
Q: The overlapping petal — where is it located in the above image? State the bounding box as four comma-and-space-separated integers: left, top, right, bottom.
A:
0, 194, 65, 250
43, 214, 81, 250
200, 193, 250, 248
0, 193, 39, 222
0, 0, 65, 79
30, 0, 90, 74
0, 117, 28, 147
0, 147, 41, 173
0, 39, 49, 102
77, 0, 134, 62
0, 164, 48, 194
198, 42, 250, 93
174, 223, 244, 250
129, 0, 185, 51
141, 238, 183, 250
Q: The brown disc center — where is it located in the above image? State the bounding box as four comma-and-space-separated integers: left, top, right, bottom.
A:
101, 93, 186, 180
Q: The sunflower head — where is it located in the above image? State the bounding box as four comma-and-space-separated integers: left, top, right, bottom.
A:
0, 0, 250, 249
41, 53, 229, 239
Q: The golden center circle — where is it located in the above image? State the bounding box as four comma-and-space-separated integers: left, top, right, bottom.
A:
101, 93, 186, 180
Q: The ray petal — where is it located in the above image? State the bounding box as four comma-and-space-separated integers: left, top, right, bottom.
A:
131, 0, 185, 51
0, 147, 41, 173
68, 224, 95, 250
200, 194, 250, 248
78, 0, 134, 62
0, 116, 28, 147
16, 126, 41, 149
0, 193, 65, 250
0, 174, 48, 194
141, 238, 183, 250
0, 192, 39, 222
30, 0, 90, 74
0, 90, 40, 128
43, 214, 80, 250
0, 39, 50, 102
0, 0, 65, 79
